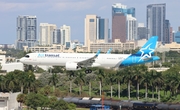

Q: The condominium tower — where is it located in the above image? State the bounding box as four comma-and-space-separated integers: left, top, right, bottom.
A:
112, 3, 135, 43
52, 29, 61, 44
147, 3, 166, 42
60, 25, 71, 45
137, 23, 147, 40
16, 15, 38, 50
126, 15, 137, 41
84, 15, 109, 52
39, 23, 57, 46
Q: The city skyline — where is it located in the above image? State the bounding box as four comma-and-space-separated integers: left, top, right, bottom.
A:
0, 0, 180, 44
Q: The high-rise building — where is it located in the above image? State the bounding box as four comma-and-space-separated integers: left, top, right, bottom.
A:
39, 23, 57, 46
174, 32, 180, 43
174, 27, 180, 43
164, 20, 170, 43
169, 27, 173, 43
60, 25, 71, 45
137, 23, 147, 40
16, 15, 38, 50
84, 15, 98, 48
126, 15, 137, 41
85, 15, 109, 51
52, 29, 61, 44
147, 3, 166, 42
97, 18, 109, 43
112, 3, 135, 17
112, 3, 135, 43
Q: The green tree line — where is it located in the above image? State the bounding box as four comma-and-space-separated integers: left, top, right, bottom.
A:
0, 64, 180, 106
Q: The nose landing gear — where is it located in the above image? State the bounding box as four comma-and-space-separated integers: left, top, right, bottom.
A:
85, 69, 92, 74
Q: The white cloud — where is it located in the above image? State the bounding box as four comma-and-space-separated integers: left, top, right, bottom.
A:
47, 0, 95, 11
0, 1, 47, 12
0, 0, 96, 12
0, 2, 28, 12
98, 6, 108, 11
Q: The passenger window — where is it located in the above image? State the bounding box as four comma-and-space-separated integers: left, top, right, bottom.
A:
25, 55, 30, 58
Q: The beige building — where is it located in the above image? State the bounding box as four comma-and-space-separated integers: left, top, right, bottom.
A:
39, 23, 57, 46
24, 44, 63, 52
85, 15, 98, 52
90, 39, 135, 53
164, 42, 180, 52
0, 50, 6, 54
23, 45, 88, 53
0, 50, 7, 64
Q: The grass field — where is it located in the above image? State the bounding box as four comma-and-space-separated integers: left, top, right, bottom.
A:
76, 108, 89, 110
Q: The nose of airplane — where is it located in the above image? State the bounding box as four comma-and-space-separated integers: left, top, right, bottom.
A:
19, 58, 24, 63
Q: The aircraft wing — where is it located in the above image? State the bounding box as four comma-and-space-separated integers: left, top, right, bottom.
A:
77, 49, 101, 67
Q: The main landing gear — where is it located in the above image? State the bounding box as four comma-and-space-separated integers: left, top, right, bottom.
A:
85, 69, 92, 74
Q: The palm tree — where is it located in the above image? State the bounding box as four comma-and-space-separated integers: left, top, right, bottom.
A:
133, 65, 148, 100
85, 73, 97, 97
141, 70, 151, 99
48, 73, 59, 92
147, 69, 157, 99
106, 69, 116, 98
154, 72, 164, 101
4, 72, 16, 93
66, 70, 77, 94
169, 73, 180, 97
0, 75, 5, 91
115, 70, 124, 99
123, 66, 135, 100
25, 71, 36, 93
17, 93, 26, 109
51, 66, 65, 73
74, 70, 85, 96
95, 68, 106, 96
163, 65, 180, 97
15, 70, 27, 93
169, 72, 180, 97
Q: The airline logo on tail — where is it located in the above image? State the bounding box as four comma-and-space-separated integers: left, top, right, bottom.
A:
138, 43, 155, 62
135, 36, 158, 56
119, 36, 159, 66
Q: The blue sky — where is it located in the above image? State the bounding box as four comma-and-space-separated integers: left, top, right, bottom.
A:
0, 0, 179, 44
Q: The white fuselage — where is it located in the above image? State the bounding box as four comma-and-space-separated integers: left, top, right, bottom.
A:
20, 53, 130, 68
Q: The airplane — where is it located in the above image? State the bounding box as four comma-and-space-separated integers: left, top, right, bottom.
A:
106, 48, 112, 54
20, 36, 160, 74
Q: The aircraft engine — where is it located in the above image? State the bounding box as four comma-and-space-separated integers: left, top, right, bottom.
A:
65, 62, 81, 70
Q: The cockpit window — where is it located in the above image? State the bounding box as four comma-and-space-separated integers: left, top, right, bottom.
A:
25, 55, 30, 58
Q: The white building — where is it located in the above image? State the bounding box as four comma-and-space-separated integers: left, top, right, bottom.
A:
60, 25, 71, 45
126, 14, 137, 41
16, 15, 38, 50
39, 23, 57, 46
0, 55, 6, 65
2, 62, 24, 72
0, 92, 20, 110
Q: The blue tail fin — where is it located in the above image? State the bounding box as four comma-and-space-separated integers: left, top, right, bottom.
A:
106, 48, 112, 54
135, 36, 158, 56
